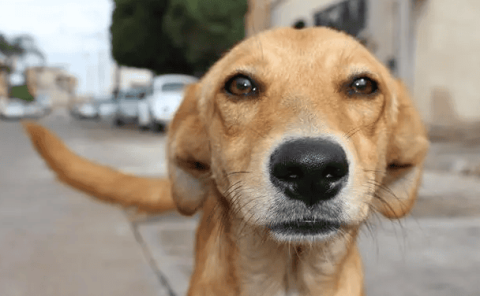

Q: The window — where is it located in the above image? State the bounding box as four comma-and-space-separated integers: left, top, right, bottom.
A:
314, 0, 367, 37
293, 20, 306, 29
161, 83, 185, 92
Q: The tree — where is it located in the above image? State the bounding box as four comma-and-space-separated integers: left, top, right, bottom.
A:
109, 0, 247, 76
0, 34, 45, 73
0, 34, 24, 74
163, 0, 248, 74
0, 34, 45, 97
110, 0, 193, 75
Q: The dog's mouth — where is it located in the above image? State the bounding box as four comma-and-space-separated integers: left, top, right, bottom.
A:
268, 219, 341, 237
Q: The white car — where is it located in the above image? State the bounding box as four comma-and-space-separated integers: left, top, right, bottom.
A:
97, 99, 117, 119
138, 74, 198, 131
1, 100, 25, 119
77, 102, 99, 119
70, 101, 99, 119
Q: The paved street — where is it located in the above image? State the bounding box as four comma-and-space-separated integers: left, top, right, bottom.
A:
1, 109, 479, 296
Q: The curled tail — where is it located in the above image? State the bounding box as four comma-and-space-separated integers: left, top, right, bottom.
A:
22, 121, 176, 213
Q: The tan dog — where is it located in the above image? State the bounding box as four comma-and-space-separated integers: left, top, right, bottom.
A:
24, 27, 429, 296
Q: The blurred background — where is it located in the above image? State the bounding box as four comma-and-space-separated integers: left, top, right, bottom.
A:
0, 0, 479, 296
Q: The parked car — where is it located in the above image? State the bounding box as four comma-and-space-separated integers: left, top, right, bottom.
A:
69, 103, 81, 118
1, 100, 25, 119
95, 95, 117, 119
35, 94, 52, 115
1, 97, 51, 120
114, 88, 148, 126
78, 102, 99, 119
138, 74, 198, 131
70, 102, 99, 119
23, 101, 46, 118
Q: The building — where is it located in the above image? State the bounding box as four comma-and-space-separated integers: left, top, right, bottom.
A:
25, 66, 78, 106
0, 55, 10, 98
0, 71, 7, 98
107, 64, 154, 96
413, 0, 480, 127
245, 0, 480, 130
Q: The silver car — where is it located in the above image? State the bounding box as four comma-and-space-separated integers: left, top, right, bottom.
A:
97, 100, 117, 119
113, 88, 148, 126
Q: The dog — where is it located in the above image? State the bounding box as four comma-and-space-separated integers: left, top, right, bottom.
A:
24, 27, 429, 296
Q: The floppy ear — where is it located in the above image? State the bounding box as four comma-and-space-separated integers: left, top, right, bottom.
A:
167, 83, 212, 216
374, 80, 430, 219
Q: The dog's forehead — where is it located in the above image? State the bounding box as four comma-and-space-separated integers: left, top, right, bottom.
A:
221, 27, 380, 75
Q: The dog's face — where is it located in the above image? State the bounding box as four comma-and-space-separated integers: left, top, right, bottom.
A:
169, 27, 429, 243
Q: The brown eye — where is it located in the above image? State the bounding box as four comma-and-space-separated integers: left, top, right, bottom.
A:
225, 75, 258, 96
349, 77, 378, 95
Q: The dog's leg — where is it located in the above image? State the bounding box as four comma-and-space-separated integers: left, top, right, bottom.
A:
22, 121, 175, 213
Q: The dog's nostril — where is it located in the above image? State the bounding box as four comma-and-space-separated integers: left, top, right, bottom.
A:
273, 164, 303, 181
287, 173, 300, 180
270, 138, 349, 206
322, 164, 348, 181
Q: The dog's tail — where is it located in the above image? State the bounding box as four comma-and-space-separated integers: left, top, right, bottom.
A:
22, 121, 176, 213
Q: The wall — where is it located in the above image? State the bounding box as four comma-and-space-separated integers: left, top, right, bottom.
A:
270, 0, 334, 28
245, 0, 272, 36
413, 0, 480, 124
0, 71, 7, 98
107, 65, 153, 94
25, 67, 78, 106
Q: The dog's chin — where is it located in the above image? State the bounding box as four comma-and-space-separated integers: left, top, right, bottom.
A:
267, 219, 341, 243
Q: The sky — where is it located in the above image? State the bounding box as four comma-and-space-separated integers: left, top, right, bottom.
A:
0, 0, 115, 95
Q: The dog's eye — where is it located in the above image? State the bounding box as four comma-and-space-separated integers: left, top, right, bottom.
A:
225, 75, 258, 96
349, 77, 378, 95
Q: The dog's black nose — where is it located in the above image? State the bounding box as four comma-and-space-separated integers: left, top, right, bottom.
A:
270, 138, 349, 207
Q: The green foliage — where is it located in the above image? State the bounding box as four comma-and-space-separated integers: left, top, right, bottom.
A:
163, 0, 247, 73
110, 0, 193, 75
110, 0, 248, 75
0, 34, 26, 73
0, 34, 45, 73
10, 84, 34, 101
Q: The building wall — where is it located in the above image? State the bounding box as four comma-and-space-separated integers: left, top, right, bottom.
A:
245, 0, 272, 36
25, 67, 78, 106
0, 71, 7, 98
413, 0, 480, 124
270, 0, 335, 28
107, 65, 153, 94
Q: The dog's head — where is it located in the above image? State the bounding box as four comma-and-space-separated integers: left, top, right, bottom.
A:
168, 27, 429, 243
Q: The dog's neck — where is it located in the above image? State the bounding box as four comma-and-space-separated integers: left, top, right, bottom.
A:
233, 220, 363, 296
187, 192, 364, 296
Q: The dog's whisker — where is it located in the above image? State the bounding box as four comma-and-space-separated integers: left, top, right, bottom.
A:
226, 171, 252, 177
345, 126, 362, 139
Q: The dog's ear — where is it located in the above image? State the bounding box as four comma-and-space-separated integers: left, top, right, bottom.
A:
374, 80, 430, 219
167, 83, 211, 216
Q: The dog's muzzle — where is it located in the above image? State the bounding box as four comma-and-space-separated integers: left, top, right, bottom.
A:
266, 138, 349, 238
